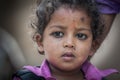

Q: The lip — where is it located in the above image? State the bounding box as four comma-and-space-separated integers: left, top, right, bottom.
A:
61, 52, 75, 61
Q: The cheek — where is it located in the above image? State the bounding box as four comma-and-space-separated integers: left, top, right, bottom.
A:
43, 38, 62, 55
44, 39, 60, 50
76, 45, 92, 63
43, 42, 60, 63
77, 41, 92, 56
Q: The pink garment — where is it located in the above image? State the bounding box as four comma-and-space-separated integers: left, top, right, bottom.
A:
18, 60, 118, 80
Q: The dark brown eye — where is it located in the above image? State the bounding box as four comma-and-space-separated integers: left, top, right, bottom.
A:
76, 33, 88, 40
51, 31, 64, 38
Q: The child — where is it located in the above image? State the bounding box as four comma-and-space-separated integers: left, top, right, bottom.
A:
13, 0, 119, 80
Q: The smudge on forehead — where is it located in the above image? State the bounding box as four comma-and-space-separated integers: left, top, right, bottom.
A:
80, 17, 85, 22
70, 15, 91, 30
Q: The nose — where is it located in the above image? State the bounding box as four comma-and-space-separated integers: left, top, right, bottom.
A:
63, 36, 75, 49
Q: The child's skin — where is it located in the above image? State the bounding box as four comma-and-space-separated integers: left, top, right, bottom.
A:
12, 0, 119, 80
36, 6, 95, 80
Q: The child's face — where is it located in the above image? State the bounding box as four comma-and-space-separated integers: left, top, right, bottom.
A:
37, 7, 93, 71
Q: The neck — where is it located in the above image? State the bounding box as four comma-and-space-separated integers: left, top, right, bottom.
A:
49, 64, 84, 80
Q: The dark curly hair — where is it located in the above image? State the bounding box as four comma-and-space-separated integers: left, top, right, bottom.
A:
33, 0, 104, 51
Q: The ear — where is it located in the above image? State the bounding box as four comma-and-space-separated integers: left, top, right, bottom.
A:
35, 34, 44, 54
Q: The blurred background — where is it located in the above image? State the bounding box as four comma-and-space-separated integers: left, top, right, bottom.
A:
0, 0, 120, 80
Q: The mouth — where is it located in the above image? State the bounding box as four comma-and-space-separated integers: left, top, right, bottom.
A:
61, 52, 75, 62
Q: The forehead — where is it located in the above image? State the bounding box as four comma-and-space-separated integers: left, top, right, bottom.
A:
48, 7, 91, 29
52, 6, 91, 21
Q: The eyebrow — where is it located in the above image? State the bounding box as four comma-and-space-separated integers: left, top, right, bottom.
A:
77, 28, 91, 32
48, 25, 91, 32
48, 25, 67, 30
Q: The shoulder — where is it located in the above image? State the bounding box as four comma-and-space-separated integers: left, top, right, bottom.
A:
12, 69, 45, 80
102, 72, 120, 80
